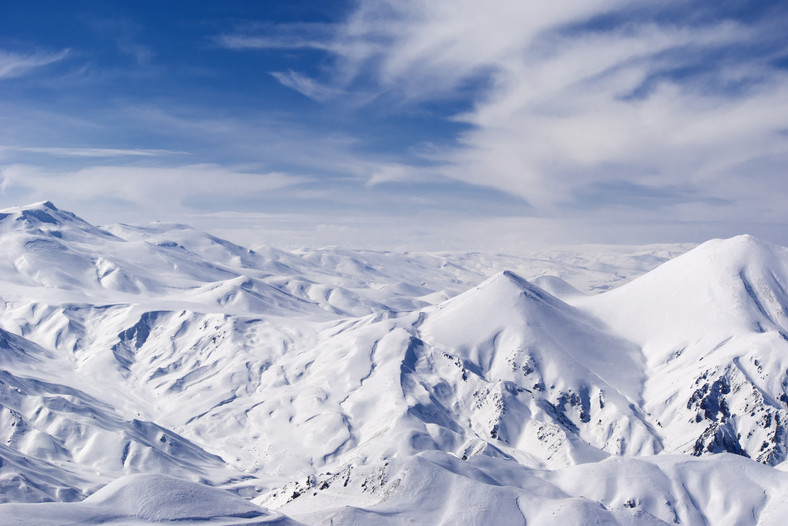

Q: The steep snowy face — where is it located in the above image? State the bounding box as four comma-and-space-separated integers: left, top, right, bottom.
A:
413, 271, 660, 466
221, 270, 661, 481
420, 271, 643, 397
0, 325, 239, 504
582, 235, 788, 351
4, 202, 788, 524
0, 202, 387, 317
577, 235, 788, 464
0, 201, 235, 297
0, 202, 126, 292
0, 201, 118, 242
272, 450, 788, 526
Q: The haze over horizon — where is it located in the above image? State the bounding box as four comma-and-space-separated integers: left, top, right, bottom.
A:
1, 1, 787, 250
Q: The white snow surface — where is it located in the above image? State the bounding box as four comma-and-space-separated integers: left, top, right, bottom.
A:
1, 201, 787, 524
0, 473, 296, 525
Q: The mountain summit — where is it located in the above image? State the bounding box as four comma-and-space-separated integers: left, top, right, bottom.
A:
585, 235, 788, 350
577, 235, 788, 464
1, 204, 788, 524
0, 200, 116, 240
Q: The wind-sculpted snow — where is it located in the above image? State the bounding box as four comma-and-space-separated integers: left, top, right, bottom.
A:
0, 327, 237, 504
575, 235, 788, 465
0, 473, 298, 525
269, 451, 788, 525
2, 202, 788, 524
415, 271, 661, 465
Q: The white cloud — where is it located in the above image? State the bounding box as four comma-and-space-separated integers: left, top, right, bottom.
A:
0, 146, 186, 158
102, 103, 442, 187
270, 70, 342, 102
0, 163, 306, 214
0, 49, 70, 79
5, 4, 785, 248
217, 34, 331, 51
279, 0, 788, 229
215, 22, 336, 51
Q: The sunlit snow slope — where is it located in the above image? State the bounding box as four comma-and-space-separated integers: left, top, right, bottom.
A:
1, 201, 787, 525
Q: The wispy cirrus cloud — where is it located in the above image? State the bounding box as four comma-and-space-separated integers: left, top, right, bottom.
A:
217, 22, 349, 102
269, 70, 343, 102
221, 0, 788, 233
215, 22, 336, 51
0, 49, 70, 79
0, 163, 306, 216
217, 34, 331, 52
82, 15, 155, 66
0, 146, 186, 158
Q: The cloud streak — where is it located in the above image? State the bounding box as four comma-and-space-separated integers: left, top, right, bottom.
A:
269, 70, 343, 102
224, 0, 788, 232
0, 49, 70, 79
3, 3, 787, 249
0, 146, 186, 158
0, 163, 306, 216
215, 22, 336, 51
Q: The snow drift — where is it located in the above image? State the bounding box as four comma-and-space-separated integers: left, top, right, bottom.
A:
0, 202, 787, 524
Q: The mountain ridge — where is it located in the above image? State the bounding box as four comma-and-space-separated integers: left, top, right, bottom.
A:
0, 202, 787, 524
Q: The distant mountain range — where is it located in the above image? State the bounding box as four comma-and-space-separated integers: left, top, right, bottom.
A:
1, 201, 787, 525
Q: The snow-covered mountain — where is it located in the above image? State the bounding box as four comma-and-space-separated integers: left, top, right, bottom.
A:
1, 201, 788, 524
578, 235, 788, 464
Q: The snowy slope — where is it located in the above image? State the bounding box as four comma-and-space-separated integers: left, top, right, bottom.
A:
416, 271, 660, 463
0, 323, 240, 503
0, 202, 787, 524
576, 235, 788, 464
275, 451, 788, 525
0, 473, 297, 525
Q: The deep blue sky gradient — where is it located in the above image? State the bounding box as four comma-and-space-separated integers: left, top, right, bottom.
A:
1, 1, 787, 249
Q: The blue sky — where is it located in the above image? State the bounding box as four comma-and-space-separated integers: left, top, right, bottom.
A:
1, 1, 787, 250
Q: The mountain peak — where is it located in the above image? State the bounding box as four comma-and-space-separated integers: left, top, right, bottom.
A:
584, 234, 788, 352
499, 269, 541, 291
37, 200, 58, 211
432, 270, 570, 323
696, 234, 777, 262
0, 200, 120, 244
1, 200, 60, 214
491, 269, 566, 308
0, 200, 67, 224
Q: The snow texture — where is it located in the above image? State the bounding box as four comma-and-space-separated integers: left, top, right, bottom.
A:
0, 201, 787, 524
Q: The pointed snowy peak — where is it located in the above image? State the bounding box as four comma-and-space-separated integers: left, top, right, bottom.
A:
421, 270, 590, 349
1, 201, 69, 226
404, 272, 658, 463
419, 270, 645, 401
0, 201, 118, 241
441, 269, 567, 313
578, 236, 788, 464
582, 235, 788, 348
